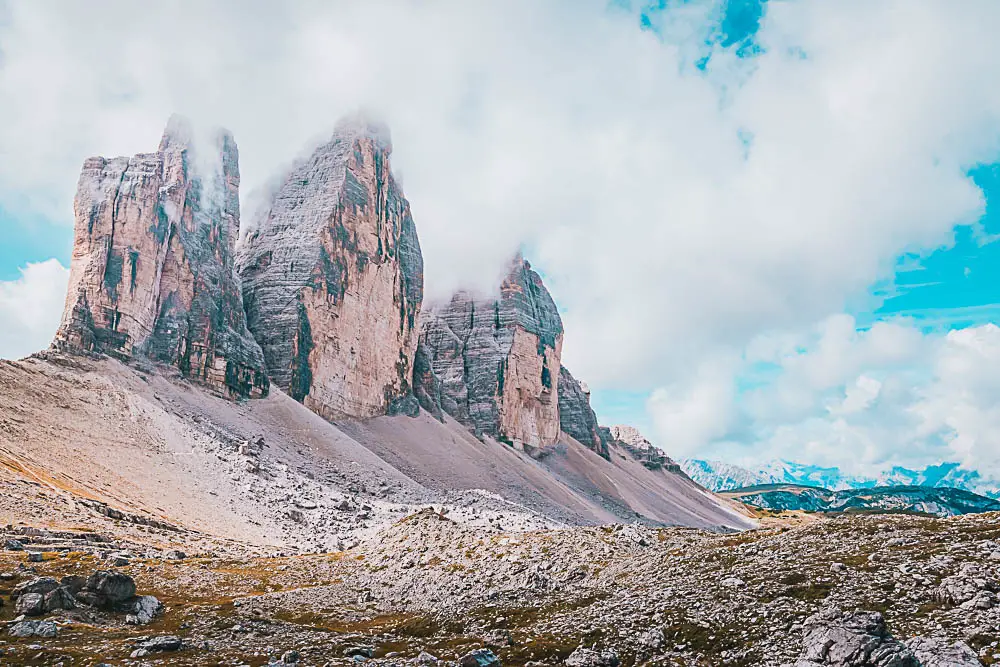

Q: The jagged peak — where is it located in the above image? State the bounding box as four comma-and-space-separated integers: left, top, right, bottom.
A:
333, 112, 392, 154
158, 114, 238, 171
158, 114, 195, 152
609, 424, 656, 451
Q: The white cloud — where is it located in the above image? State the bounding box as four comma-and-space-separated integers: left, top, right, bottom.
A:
1, 2, 1000, 439
647, 356, 739, 457
0, 260, 69, 360
671, 318, 1000, 483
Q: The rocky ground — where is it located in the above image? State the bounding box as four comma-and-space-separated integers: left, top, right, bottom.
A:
0, 508, 996, 666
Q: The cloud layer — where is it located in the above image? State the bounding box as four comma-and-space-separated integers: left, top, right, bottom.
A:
2, 1, 1000, 474
661, 317, 1000, 484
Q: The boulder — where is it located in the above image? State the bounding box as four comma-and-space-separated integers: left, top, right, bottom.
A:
904, 637, 981, 667
126, 595, 163, 625
9, 620, 57, 638
564, 647, 620, 667
79, 570, 136, 608
11, 576, 59, 600
42, 586, 76, 612
786, 608, 918, 666
640, 627, 665, 649
15, 592, 45, 616
136, 635, 183, 653
344, 646, 376, 659
460, 648, 501, 667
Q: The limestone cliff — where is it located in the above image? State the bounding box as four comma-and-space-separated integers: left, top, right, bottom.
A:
237, 117, 424, 420
54, 116, 269, 398
415, 257, 563, 448
558, 366, 610, 459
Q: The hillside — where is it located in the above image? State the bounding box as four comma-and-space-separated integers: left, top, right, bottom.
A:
721, 483, 1000, 517
0, 351, 751, 551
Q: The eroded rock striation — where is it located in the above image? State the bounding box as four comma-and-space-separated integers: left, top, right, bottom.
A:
54, 116, 268, 398
416, 257, 563, 447
558, 366, 610, 459
238, 117, 424, 420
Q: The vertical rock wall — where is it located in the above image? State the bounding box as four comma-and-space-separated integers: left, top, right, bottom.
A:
54, 116, 269, 398
415, 257, 564, 448
237, 117, 424, 420
558, 366, 610, 459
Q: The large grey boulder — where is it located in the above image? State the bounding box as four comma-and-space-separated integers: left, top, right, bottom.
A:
78, 570, 136, 609
9, 620, 57, 638
11, 576, 59, 600
564, 647, 620, 667
126, 595, 163, 625
904, 637, 982, 667
15, 592, 45, 616
787, 608, 918, 666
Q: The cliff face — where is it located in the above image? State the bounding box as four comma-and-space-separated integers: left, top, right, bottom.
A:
415, 258, 563, 447
237, 118, 424, 420
558, 366, 609, 459
54, 116, 269, 398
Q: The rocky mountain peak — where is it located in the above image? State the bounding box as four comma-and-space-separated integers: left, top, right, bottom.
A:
158, 114, 196, 152
237, 115, 424, 420
609, 425, 653, 450
415, 256, 564, 448
607, 425, 678, 471
53, 116, 268, 398
331, 113, 393, 153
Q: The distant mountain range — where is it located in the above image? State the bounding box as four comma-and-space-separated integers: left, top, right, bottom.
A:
720, 484, 1000, 518
680, 459, 1000, 500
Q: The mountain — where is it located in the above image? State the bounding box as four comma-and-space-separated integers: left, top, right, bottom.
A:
238, 117, 423, 420
681, 458, 1000, 499
721, 484, 1000, 518
606, 425, 680, 471
21, 114, 752, 540
681, 459, 862, 491
0, 114, 990, 667
415, 256, 564, 449
54, 115, 269, 398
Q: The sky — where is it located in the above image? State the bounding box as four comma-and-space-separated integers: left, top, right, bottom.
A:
2, 0, 1000, 482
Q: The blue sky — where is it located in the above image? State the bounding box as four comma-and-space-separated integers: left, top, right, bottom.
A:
0, 208, 71, 280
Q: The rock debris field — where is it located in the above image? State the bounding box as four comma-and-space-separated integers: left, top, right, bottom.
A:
0, 509, 997, 666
